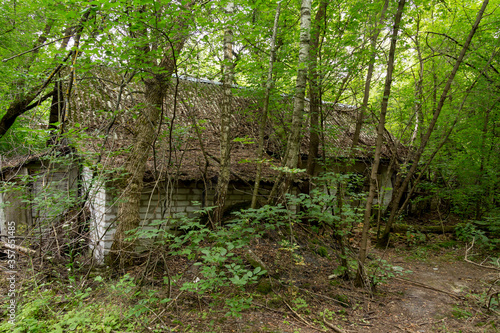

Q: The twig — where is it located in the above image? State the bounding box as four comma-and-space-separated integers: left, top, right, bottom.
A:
322, 312, 347, 333
0, 241, 54, 260
465, 241, 500, 271
299, 288, 350, 307
252, 302, 286, 314
283, 300, 327, 332
392, 277, 463, 299
2, 35, 74, 62
487, 292, 499, 310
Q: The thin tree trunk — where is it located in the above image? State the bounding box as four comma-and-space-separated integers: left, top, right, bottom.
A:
378, 0, 489, 247
475, 105, 492, 219
47, 25, 74, 145
251, 2, 281, 209
306, 0, 328, 178
213, 2, 234, 225
271, 0, 312, 202
351, 0, 389, 150
409, 15, 424, 148
356, 0, 406, 287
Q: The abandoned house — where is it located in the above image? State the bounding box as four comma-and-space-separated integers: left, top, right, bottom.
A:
0, 70, 401, 263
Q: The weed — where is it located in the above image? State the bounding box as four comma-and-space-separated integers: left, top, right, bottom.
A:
451, 305, 472, 319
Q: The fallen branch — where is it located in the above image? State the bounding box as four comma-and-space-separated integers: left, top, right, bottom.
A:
392, 277, 463, 299
299, 288, 351, 307
1, 241, 36, 255
487, 292, 499, 311
252, 302, 286, 314
245, 247, 270, 273
283, 300, 326, 332
0, 242, 52, 260
391, 225, 455, 234
322, 312, 347, 333
465, 241, 500, 271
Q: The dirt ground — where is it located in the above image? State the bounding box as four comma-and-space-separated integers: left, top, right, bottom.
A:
1, 229, 499, 333
154, 233, 499, 333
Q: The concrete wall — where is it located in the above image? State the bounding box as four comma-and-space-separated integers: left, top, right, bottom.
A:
82, 168, 116, 263
0, 168, 30, 240
313, 160, 394, 207
0, 162, 79, 241
29, 162, 79, 225
86, 163, 394, 264
88, 180, 257, 263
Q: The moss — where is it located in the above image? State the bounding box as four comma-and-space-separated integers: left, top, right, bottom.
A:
266, 295, 282, 308
438, 240, 458, 248
333, 294, 350, 307
316, 246, 329, 258
256, 280, 273, 295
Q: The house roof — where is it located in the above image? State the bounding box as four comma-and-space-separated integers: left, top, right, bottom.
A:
3, 67, 402, 183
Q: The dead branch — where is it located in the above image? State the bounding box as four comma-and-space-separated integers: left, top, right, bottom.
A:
464, 241, 500, 271
299, 288, 351, 307
1, 241, 37, 255
283, 300, 327, 332
322, 311, 347, 333
252, 302, 286, 314
392, 277, 463, 299
0, 241, 53, 260
487, 292, 499, 311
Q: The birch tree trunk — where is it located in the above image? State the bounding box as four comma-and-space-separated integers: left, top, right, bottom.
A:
213, 2, 234, 225
356, 0, 406, 287
378, 0, 489, 247
271, 0, 311, 202
251, 2, 281, 209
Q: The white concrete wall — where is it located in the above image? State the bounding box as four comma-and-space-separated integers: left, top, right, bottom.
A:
82, 168, 116, 263
88, 181, 255, 263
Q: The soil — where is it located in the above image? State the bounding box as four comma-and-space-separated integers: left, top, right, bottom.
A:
149, 232, 499, 333
2, 228, 499, 333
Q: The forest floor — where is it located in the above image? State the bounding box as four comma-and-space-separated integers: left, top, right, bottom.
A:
159, 233, 499, 333
1, 223, 499, 333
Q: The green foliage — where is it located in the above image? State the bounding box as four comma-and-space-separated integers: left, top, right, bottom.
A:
451, 305, 473, 319
405, 227, 426, 247
316, 246, 329, 258
368, 259, 412, 287
474, 211, 500, 245
454, 211, 500, 250
0, 283, 138, 333
454, 222, 491, 248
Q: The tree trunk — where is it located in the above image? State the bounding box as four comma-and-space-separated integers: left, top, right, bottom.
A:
271, 0, 312, 202
356, 0, 406, 287
251, 2, 281, 209
351, 0, 389, 150
0, 10, 90, 138
305, 0, 328, 178
108, 4, 192, 268
378, 0, 489, 247
109, 76, 169, 268
47, 77, 63, 145
213, 2, 234, 225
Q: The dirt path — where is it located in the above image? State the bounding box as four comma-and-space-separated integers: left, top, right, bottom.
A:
355, 251, 499, 333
